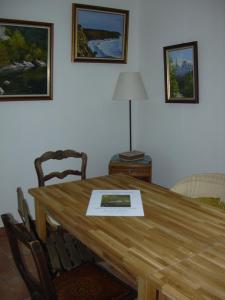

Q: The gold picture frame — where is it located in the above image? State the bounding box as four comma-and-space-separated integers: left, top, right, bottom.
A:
0, 18, 53, 101
72, 3, 129, 63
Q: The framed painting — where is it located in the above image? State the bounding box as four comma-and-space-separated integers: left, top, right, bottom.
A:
72, 3, 129, 63
0, 18, 53, 101
163, 41, 199, 103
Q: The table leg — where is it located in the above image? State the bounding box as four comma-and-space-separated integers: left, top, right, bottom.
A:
35, 198, 47, 241
158, 293, 168, 300
138, 277, 159, 300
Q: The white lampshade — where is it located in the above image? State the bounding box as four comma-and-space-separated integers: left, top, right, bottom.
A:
113, 72, 148, 101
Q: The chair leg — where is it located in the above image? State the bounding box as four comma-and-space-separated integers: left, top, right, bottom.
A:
157, 289, 168, 300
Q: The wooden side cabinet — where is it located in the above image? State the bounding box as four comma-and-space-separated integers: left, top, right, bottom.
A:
108, 154, 152, 183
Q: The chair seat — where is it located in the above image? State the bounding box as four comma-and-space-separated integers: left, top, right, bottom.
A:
54, 264, 137, 300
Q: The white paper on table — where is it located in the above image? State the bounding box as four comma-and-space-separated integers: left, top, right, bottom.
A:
86, 189, 144, 216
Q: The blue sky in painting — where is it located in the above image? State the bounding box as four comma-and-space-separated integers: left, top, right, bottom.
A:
77, 9, 124, 33
169, 47, 193, 66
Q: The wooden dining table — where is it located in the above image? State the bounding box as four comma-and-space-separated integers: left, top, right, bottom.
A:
29, 174, 225, 300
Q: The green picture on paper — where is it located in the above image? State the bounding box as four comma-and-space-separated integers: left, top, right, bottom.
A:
101, 195, 131, 207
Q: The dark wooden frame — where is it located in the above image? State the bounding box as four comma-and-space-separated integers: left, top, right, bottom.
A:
0, 18, 53, 101
163, 41, 199, 103
72, 3, 129, 63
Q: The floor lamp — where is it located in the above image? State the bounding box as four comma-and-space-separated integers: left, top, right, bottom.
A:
113, 72, 148, 155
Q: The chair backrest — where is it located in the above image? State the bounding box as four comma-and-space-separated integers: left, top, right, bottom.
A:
34, 149, 87, 186
17, 187, 36, 235
171, 173, 225, 202
1, 213, 56, 300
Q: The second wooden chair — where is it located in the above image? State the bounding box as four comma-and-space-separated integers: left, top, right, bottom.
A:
2, 213, 137, 300
17, 187, 96, 275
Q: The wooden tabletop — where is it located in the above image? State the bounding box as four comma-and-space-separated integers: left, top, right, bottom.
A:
29, 174, 225, 300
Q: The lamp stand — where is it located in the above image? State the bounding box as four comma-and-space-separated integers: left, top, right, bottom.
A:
129, 99, 132, 152
127, 99, 144, 158
118, 100, 144, 160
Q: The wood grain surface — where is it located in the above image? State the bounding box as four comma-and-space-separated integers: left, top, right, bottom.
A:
29, 174, 225, 300
109, 158, 152, 182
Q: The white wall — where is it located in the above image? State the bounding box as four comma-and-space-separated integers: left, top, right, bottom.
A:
138, 0, 225, 187
2, 0, 225, 227
0, 0, 140, 225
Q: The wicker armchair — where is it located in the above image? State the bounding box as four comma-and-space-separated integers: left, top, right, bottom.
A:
171, 173, 225, 202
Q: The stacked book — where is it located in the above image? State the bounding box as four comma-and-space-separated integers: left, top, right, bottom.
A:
119, 150, 145, 161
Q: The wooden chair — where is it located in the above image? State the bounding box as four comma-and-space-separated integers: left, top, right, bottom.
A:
34, 149, 87, 186
33, 150, 98, 266
17, 187, 96, 275
34, 149, 87, 227
1, 213, 137, 300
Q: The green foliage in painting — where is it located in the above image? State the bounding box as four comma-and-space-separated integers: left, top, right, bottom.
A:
0, 25, 48, 68
169, 58, 179, 97
0, 41, 10, 66
169, 58, 194, 98
77, 25, 95, 58
183, 72, 194, 97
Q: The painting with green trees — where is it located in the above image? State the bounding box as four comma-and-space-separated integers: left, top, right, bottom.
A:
101, 194, 131, 207
164, 42, 198, 103
0, 19, 53, 100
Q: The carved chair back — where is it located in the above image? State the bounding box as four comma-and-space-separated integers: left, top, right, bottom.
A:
34, 149, 87, 186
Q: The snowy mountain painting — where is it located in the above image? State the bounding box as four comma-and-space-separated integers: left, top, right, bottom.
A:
164, 42, 199, 103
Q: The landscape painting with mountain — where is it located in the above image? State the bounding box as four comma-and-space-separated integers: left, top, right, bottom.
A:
0, 19, 53, 100
164, 42, 198, 103
72, 4, 129, 63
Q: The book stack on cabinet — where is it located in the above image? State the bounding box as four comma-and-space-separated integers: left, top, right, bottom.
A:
119, 150, 145, 161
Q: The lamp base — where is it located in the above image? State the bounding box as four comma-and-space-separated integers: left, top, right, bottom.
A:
119, 150, 145, 161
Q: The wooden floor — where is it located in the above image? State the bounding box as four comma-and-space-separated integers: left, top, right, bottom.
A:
0, 231, 30, 300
